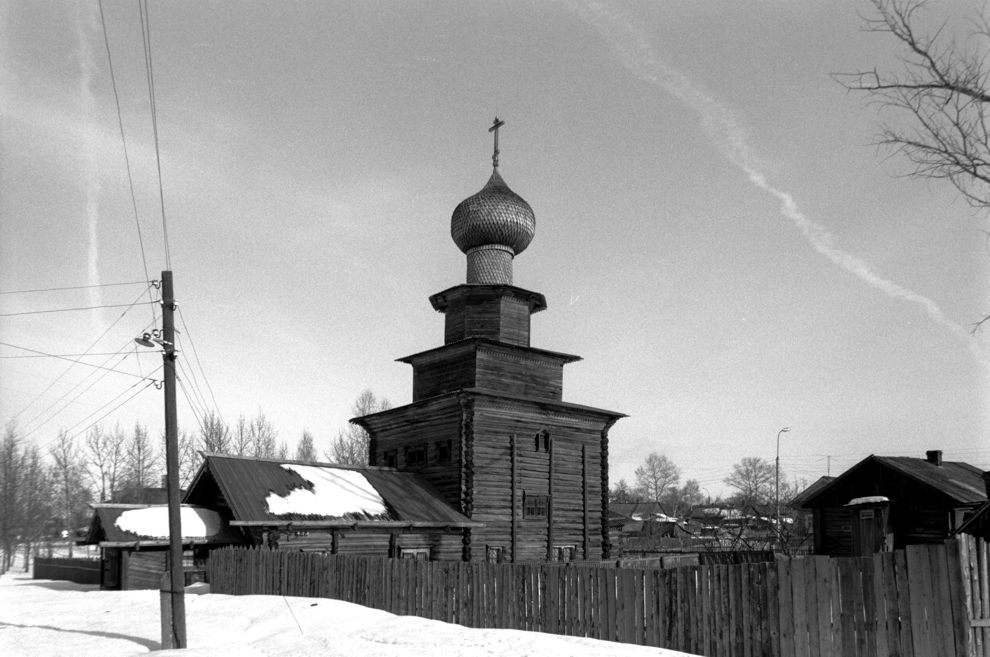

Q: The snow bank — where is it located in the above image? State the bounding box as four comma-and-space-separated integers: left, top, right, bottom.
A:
264, 465, 387, 518
0, 570, 699, 656
115, 506, 222, 539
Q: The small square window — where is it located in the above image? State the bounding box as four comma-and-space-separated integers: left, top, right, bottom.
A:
405, 445, 426, 467
553, 545, 576, 562
400, 547, 430, 561
383, 450, 397, 468
486, 545, 506, 563
436, 439, 452, 464
523, 492, 549, 519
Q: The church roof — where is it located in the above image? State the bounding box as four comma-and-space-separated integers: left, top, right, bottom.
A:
450, 169, 535, 256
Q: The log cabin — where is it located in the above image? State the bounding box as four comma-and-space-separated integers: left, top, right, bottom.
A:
79, 503, 241, 590
182, 453, 479, 560
799, 450, 988, 556
352, 119, 625, 563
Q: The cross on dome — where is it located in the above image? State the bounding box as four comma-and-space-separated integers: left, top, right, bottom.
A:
489, 116, 505, 170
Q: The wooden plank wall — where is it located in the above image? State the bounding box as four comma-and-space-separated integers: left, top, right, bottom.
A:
210, 539, 982, 656
960, 534, 990, 657
32, 557, 101, 585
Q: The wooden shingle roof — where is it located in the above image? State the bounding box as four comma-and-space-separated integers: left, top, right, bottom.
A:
184, 453, 480, 528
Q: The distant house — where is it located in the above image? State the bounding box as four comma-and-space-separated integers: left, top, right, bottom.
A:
954, 472, 990, 540
798, 450, 988, 557
609, 502, 683, 537
79, 503, 241, 590
183, 453, 480, 561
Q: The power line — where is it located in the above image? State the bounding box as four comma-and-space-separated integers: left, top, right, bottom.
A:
177, 376, 208, 437
97, 0, 157, 328
0, 342, 153, 378
8, 285, 155, 424
0, 300, 156, 317
139, 0, 171, 270
64, 376, 161, 444
177, 307, 220, 415
0, 281, 147, 295
177, 357, 211, 423
0, 351, 135, 359
19, 346, 146, 440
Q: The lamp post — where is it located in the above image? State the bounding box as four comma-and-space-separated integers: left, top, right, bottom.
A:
775, 427, 790, 539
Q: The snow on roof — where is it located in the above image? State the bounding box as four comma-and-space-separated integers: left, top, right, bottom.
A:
264, 464, 387, 518
114, 506, 222, 539
846, 496, 890, 506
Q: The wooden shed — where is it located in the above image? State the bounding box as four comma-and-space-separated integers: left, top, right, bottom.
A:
79, 503, 241, 590
799, 450, 988, 557
353, 138, 625, 563
183, 453, 480, 560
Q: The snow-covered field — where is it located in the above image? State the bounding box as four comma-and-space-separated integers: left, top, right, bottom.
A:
0, 567, 697, 656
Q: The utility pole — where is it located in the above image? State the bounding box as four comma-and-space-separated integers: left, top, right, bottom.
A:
160, 270, 185, 648
775, 426, 790, 541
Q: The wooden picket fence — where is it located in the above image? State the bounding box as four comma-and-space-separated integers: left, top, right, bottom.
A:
209, 535, 990, 657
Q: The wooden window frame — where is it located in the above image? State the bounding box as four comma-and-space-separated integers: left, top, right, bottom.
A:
523, 491, 549, 519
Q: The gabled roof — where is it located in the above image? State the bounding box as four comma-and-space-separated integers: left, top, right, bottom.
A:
184, 453, 480, 528
80, 503, 242, 547
802, 454, 987, 508
609, 502, 672, 521
789, 476, 836, 509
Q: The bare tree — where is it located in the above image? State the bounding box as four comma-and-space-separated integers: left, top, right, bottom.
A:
662, 478, 705, 518
118, 423, 160, 502
724, 457, 777, 508
176, 430, 200, 487
295, 430, 317, 462
232, 415, 252, 456
609, 478, 638, 503
0, 424, 52, 571
634, 452, 681, 504
19, 443, 50, 569
198, 410, 230, 454
49, 431, 91, 557
84, 423, 125, 503
836, 0, 990, 326
249, 411, 278, 458
325, 390, 391, 466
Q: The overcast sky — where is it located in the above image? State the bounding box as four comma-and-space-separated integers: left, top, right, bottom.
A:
2, 0, 988, 497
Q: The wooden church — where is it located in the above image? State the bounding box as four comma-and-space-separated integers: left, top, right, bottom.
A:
353, 119, 625, 563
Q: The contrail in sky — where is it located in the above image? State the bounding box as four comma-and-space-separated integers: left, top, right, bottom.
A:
570, 1, 986, 363
76, 3, 103, 331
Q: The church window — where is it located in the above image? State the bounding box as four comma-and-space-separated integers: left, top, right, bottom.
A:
523, 491, 549, 519
486, 545, 506, 563
405, 445, 427, 467
436, 439, 452, 464
400, 547, 431, 561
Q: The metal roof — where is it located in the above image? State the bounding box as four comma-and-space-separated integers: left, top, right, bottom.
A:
876, 456, 986, 504
80, 503, 242, 547
801, 455, 987, 507
185, 454, 478, 527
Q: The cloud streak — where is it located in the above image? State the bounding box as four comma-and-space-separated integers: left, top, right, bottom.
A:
570, 0, 985, 362
76, 3, 103, 330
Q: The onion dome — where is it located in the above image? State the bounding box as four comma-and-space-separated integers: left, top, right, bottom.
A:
451, 170, 536, 255
450, 118, 536, 286
450, 170, 535, 285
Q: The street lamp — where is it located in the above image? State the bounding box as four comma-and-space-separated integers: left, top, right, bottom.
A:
775, 427, 790, 540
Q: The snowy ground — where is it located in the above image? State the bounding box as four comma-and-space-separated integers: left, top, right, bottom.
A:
0, 568, 697, 656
